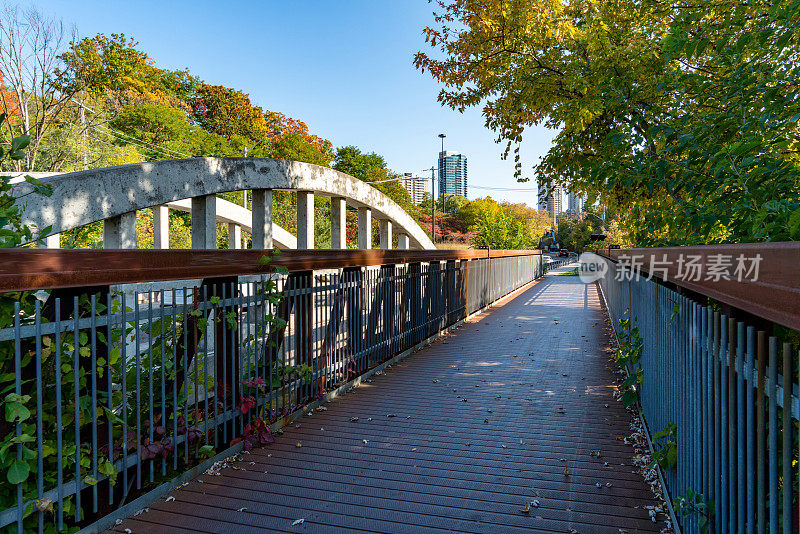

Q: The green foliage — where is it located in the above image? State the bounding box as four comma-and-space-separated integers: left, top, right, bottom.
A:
650, 422, 677, 471
0, 115, 53, 248
555, 216, 603, 253
615, 311, 644, 407
333, 146, 386, 181
674, 489, 714, 533
417, 0, 800, 245
473, 205, 526, 249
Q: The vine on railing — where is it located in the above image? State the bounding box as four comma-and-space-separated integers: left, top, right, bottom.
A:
673, 490, 714, 534
650, 422, 678, 472
0, 125, 294, 531
616, 311, 643, 408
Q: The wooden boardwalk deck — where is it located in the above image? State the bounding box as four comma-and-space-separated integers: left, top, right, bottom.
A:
110, 275, 668, 533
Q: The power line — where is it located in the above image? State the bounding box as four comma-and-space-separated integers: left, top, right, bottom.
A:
73, 98, 193, 159
468, 184, 538, 192
94, 124, 191, 159
88, 133, 167, 162
90, 126, 184, 160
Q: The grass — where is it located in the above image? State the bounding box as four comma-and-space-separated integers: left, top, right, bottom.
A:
556, 267, 580, 276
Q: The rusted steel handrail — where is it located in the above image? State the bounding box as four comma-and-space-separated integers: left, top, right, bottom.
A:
597, 242, 800, 332
0, 248, 541, 292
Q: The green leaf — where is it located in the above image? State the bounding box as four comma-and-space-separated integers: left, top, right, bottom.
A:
5, 402, 31, 423
10, 135, 30, 152
83, 475, 98, 486
7, 460, 30, 484
198, 445, 215, 458
10, 434, 35, 444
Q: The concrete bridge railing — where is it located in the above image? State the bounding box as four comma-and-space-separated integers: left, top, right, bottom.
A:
9, 157, 435, 251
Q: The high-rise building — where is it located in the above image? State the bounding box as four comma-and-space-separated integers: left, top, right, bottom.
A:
437, 151, 468, 201
567, 191, 584, 214
399, 173, 430, 205
547, 186, 563, 222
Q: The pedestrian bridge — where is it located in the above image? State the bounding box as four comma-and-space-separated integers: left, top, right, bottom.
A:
10, 157, 436, 250
0, 183, 798, 533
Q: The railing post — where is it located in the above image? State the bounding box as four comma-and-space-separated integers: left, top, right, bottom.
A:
103, 212, 137, 249
296, 191, 314, 249
251, 188, 273, 249
191, 194, 217, 249
331, 197, 347, 249
358, 207, 371, 249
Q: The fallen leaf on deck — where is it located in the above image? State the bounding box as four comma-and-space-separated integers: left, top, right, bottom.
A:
292, 518, 305, 526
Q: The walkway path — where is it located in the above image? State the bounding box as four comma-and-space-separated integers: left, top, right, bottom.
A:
111, 276, 667, 533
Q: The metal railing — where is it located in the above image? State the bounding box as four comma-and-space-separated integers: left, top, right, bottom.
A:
597, 247, 800, 533
0, 249, 543, 533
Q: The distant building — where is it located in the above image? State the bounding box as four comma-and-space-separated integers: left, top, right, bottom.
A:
567, 191, 584, 214
437, 151, 468, 201
400, 172, 430, 205
538, 185, 563, 222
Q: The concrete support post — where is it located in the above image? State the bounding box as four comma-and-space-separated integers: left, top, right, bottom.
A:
331, 197, 347, 249
251, 189, 273, 249
41, 233, 60, 249
103, 212, 137, 249
228, 223, 242, 249
358, 207, 371, 249
397, 233, 409, 250
379, 219, 392, 250
296, 191, 314, 249
153, 205, 169, 249
191, 194, 217, 249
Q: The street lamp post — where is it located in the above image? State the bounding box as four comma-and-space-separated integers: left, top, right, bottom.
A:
438, 134, 446, 213
430, 167, 436, 244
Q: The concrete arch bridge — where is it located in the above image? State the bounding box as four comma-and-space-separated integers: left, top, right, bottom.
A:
11, 157, 435, 251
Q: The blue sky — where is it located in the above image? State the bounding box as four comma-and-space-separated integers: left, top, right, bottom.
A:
37, 0, 555, 207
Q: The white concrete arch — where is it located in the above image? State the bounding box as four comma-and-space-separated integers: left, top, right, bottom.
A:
12, 158, 434, 250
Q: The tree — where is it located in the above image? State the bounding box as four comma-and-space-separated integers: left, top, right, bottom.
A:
0, 5, 81, 171
473, 206, 526, 249
416, 0, 800, 245
190, 83, 268, 141
333, 145, 386, 181
60, 33, 200, 112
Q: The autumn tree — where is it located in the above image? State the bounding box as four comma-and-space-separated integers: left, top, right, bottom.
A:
416, 0, 800, 245
190, 83, 269, 141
